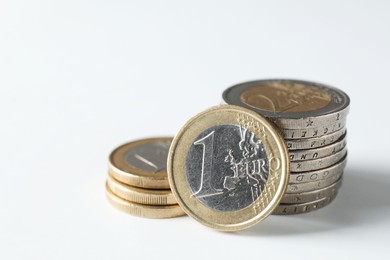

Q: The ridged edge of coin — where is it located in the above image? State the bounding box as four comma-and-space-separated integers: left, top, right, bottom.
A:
285, 128, 346, 150
280, 177, 342, 204
107, 174, 177, 205
286, 170, 343, 193
273, 191, 338, 215
290, 149, 347, 172
288, 155, 347, 183
105, 182, 185, 218
281, 120, 346, 140
289, 133, 347, 162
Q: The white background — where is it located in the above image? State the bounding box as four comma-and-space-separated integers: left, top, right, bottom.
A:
1, 1, 390, 259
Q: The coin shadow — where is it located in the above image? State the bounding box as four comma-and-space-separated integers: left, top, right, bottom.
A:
240, 165, 390, 236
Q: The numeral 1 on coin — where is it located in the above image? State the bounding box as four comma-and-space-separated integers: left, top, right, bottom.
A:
192, 131, 222, 198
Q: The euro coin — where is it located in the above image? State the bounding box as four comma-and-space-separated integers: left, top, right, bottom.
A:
290, 149, 347, 172
105, 182, 185, 218
280, 177, 342, 204
107, 174, 178, 205
168, 105, 289, 231
288, 134, 346, 162
286, 170, 343, 193
108, 137, 172, 189
288, 156, 346, 184
273, 192, 338, 215
222, 79, 350, 129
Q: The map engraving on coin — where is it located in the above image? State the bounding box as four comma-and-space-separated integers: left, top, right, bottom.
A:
124, 141, 170, 173
186, 125, 269, 211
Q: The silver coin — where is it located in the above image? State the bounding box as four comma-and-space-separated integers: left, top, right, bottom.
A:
286, 170, 343, 193
288, 156, 347, 184
285, 128, 346, 150
185, 124, 269, 212
281, 120, 345, 140
289, 134, 346, 162
273, 192, 337, 215
290, 148, 347, 172
222, 79, 350, 129
280, 177, 342, 204
124, 141, 171, 173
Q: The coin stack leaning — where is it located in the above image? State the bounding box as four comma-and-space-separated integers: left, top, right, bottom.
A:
106, 137, 185, 218
222, 79, 350, 215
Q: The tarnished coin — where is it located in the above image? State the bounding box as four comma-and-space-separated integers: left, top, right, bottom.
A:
273, 192, 338, 215
280, 177, 342, 204
105, 183, 185, 218
108, 137, 172, 189
285, 128, 346, 150
289, 155, 347, 184
289, 134, 347, 162
107, 174, 178, 205
168, 105, 289, 231
281, 120, 345, 140
222, 79, 350, 129
286, 170, 343, 193
290, 149, 347, 172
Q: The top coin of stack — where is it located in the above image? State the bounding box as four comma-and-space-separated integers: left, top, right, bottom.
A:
222, 79, 350, 215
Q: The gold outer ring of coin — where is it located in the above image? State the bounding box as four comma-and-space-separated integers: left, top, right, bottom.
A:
108, 137, 172, 189
168, 105, 289, 232
107, 174, 178, 205
105, 182, 186, 218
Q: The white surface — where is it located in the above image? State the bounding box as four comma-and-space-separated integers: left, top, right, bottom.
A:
1, 1, 390, 259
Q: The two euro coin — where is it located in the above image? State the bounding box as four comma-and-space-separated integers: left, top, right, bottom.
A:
222, 79, 350, 215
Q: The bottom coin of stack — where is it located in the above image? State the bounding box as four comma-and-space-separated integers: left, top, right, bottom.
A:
105, 137, 185, 218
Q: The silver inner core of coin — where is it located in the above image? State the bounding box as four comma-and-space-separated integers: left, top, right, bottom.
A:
186, 124, 269, 212
124, 141, 171, 172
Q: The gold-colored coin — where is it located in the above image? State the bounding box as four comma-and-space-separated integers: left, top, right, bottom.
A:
105, 182, 186, 218
240, 81, 331, 113
108, 137, 172, 189
168, 105, 289, 231
107, 174, 178, 205
222, 79, 350, 129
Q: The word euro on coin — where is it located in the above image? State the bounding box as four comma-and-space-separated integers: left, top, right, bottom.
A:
168, 105, 289, 231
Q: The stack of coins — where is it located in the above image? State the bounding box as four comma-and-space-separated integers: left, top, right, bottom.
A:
105, 137, 185, 218
222, 79, 350, 215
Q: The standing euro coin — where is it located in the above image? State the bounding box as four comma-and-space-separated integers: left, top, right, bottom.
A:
168, 105, 289, 231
